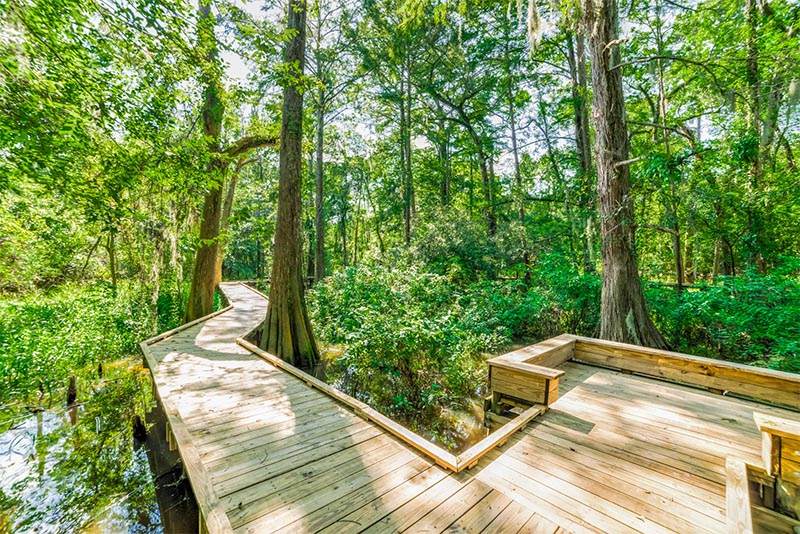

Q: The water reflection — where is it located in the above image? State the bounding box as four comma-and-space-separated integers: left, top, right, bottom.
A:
0, 361, 195, 533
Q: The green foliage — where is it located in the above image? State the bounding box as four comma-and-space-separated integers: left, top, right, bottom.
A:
307, 252, 601, 449
648, 261, 800, 372
411, 214, 503, 281
0, 281, 184, 404
0, 188, 86, 291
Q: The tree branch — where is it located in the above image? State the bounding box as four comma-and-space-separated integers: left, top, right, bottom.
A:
611, 55, 728, 98
224, 134, 278, 158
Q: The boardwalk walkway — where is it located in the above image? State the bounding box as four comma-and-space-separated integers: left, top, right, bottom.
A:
143, 282, 800, 534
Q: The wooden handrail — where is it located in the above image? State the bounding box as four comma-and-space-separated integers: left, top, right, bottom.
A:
571, 335, 800, 410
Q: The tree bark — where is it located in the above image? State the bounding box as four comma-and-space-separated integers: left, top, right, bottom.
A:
745, 0, 767, 273
567, 30, 595, 274
582, 0, 668, 349
184, 1, 225, 322
251, 0, 319, 370
400, 77, 412, 246
214, 167, 240, 286
315, 101, 325, 282
183, 3, 279, 322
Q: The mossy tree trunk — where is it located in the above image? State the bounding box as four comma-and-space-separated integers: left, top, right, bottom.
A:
251, 0, 319, 370
582, 0, 669, 350
184, 3, 276, 323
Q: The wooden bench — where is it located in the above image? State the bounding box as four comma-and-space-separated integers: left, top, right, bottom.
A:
726, 413, 800, 533
486, 335, 573, 413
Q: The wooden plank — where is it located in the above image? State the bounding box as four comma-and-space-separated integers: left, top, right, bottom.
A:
239, 338, 460, 471
215, 427, 389, 499
405, 478, 494, 532
140, 304, 233, 348
517, 512, 561, 534
752, 505, 800, 534
443, 491, 512, 533
488, 359, 565, 380
494, 453, 676, 534
550, 393, 759, 480
142, 342, 234, 534
570, 370, 767, 438
531, 419, 726, 509
555, 388, 760, 460
456, 404, 545, 469
316, 465, 450, 534
181, 387, 324, 428
224, 439, 403, 527
192, 396, 334, 446
490, 367, 548, 405
754, 413, 800, 440
726, 457, 755, 534
201, 411, 359, 466
762, 432, 781, 477
199, 406, 354, 463
505, 433, 720, 533
207, 420, 377, 484
479, 498, 534, 533
546, 406, 732, 484
476, 458, 616, 534
571, 337, 800, 409
513, 425, 726, 527
237, 447, 421, 533
267, 456, 432, 534
359, 472, 470, 533
488, 335, 575, 368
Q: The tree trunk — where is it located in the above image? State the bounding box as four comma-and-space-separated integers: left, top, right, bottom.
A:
214, 169, 239, 286
745, 0, 767, 273
315, 100, 326, 282
252, 0, 319, 370
405, 61, 415, 218
185, 171, 223, 321
184, 1, 224, 322
106, 232, 117, 289
400, 79, 411, 246
583, 0, 668, 349
567, 30, 595, 274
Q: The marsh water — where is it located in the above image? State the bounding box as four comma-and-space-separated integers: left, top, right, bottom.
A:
0, 361, 195, 533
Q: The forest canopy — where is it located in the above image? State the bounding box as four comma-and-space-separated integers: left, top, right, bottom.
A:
1, 0, 799, 424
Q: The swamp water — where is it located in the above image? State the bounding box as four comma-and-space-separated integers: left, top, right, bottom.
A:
0, 361, 195, 533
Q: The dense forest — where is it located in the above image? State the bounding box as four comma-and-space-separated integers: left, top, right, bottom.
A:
1, 0, 799, 529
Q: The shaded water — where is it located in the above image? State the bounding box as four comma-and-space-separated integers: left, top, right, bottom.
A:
0, 361, 195, 533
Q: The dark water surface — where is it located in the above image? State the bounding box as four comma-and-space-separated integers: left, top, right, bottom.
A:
0, 362, 195, 533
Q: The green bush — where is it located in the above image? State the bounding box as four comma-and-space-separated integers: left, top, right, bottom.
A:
0, 281, 184, 404
648, 262, 800, 372
307, 254, 602, 448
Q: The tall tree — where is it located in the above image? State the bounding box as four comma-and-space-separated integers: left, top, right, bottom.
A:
184, 1, 276, 323
581, 0, 669, 349
251, 0, 320, 369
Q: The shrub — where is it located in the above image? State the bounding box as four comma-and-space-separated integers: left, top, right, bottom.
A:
0, 281, 184, 404
648, 263, 800, 372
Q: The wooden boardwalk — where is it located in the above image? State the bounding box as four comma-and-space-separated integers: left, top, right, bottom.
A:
143, 282, 800, 533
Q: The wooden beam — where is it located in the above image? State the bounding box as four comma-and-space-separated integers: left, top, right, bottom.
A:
487, 335, 575, 368
488, 359, 566, 379
572, 336, 800, 409
726, 457, 754, 534
754, 413, 800, 440
456, 404, 546, 469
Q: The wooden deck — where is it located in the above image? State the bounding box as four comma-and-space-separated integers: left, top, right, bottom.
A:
143, 282, 800, 533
